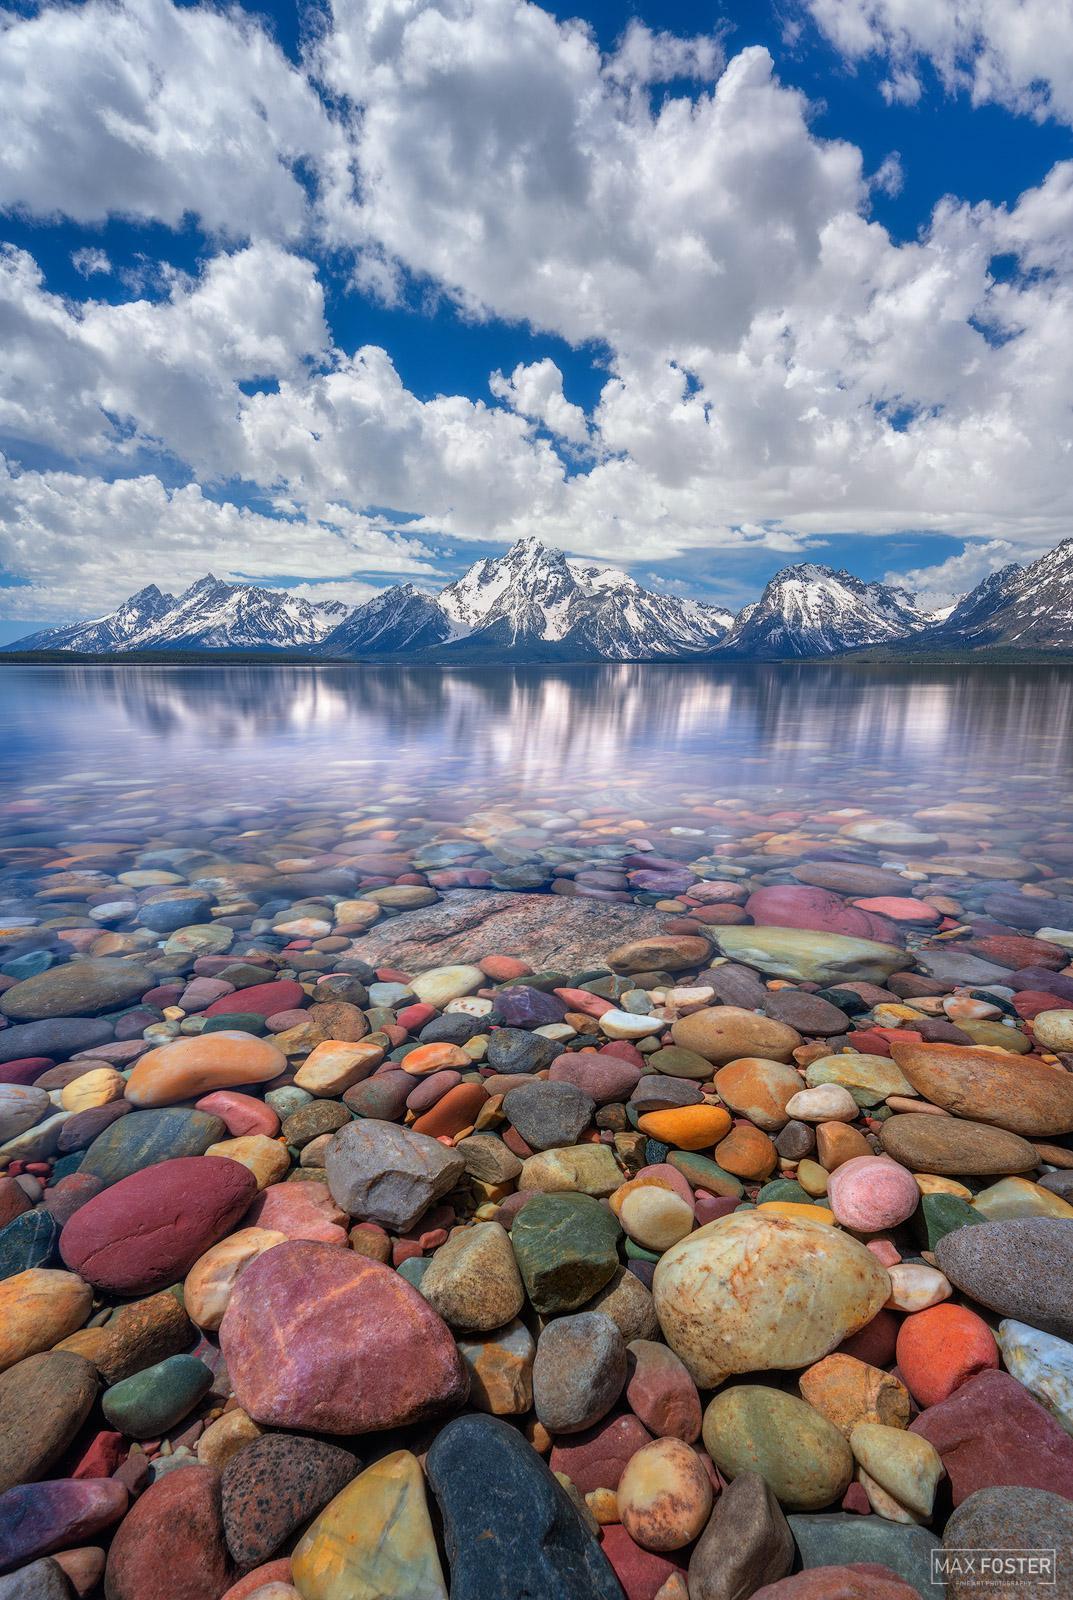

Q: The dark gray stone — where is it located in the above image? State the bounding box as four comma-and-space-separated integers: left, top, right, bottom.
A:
504, 1080, 595, 1151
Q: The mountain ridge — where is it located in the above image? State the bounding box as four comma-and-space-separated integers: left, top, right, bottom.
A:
7, 536, 1073, 661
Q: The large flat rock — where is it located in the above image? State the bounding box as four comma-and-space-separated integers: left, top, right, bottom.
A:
348, 891, 669, 972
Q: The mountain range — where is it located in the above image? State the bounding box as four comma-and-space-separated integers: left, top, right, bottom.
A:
8, 535, 1073, 661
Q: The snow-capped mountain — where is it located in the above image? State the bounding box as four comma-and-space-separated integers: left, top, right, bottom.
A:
718, 564, 930, 658
934, 543, 1073, 648
321, 537, 734, 661
11, 576, 348, 653
319, 584, 452, 656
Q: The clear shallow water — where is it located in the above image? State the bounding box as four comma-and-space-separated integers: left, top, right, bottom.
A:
1, 663, 1072, 869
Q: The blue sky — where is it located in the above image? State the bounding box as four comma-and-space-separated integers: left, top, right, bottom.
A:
1, 0, 1072, 640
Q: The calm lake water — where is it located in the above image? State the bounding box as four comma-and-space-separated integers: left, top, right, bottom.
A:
1, 663, 1071, 872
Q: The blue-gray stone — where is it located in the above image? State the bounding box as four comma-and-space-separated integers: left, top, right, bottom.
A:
0, 1018, 114, 1065
79, 1108, 226, 1186
427, 1415, 624, 1600
0, 1209, 59, 1279
789, 1513, 942, 1597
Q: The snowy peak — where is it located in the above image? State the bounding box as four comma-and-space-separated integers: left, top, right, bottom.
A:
720, 564, 928, 658
938, 541, 1073, 648
319, 584, 451, 656
9, 577, 348, 653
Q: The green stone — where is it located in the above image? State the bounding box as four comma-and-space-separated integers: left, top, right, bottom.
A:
667, 1151, 744, 1199
499, 970, 569, 992
787, 1514, 940, 1596
510, 1193, 621, 1315
757, 1179, 812, 1206
714, 926, 908, 985
805, 1053, 913, 1106
201, 1012, 267, 1035
918, 1193, 986, 1251
624, 1238, 661, 1262
647, 1045, 712, 1080
102, 1354, 213, 1439
79, 1108, 227, 1186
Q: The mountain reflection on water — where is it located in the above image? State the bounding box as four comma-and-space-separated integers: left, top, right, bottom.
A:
1, 664, 1071, 821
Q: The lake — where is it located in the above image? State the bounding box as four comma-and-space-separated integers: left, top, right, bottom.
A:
1, 661, 1072, 903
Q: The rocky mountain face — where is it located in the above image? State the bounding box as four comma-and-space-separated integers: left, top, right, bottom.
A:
12, 576, 349, 653
10, 537, 1073, 660
719, 564, 929, 658
320, 538, 734, 661
934, 542, 1073, 648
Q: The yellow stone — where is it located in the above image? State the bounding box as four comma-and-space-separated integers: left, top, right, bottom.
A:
184, 1228, 289, 1330
850, 1422, 944, 1519
196, 1408, 263, 1468
294, 1040, 385, 1096
972, 1176, 1073, 1222
205, 1134, 289, 1190
913, 1174, 972, 1198
756, 1201, 837, 1225
0, 1269, 92, 1372
292, 1450, 447, 1600
796, 1159, 829, 1196
60, 1066, 125, 1113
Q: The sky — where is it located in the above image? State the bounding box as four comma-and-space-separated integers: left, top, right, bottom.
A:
2, 0, 1073, 642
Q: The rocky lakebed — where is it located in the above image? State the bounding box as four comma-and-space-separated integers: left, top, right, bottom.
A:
2, 783, 1073, 1600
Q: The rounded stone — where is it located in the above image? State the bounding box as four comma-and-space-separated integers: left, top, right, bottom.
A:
652, 1212, 890, 1388
418, 1220, 525, 1332
324, 1118, 465, 1233
0, 960, 152, 1020
671, 1008, 801, 1067
0, 1349, 98, 1493
219, 1239, 469, 1434
103, 1464, 233, 1600
935, 1218, 1073, 1339
713, 1059, 803, 1131
625, 1340, 701, 1443
221, 1433, 357, 1572
617, 1436, 713, 1551
533, 1311, 628, 1434
184, 1228, 290, 1330
1033, 1010, 1073, 1053
703, 1385, 854, 1511
880, 1114, 1038, 1176
102, 1354, 214, 1440
941, 1487, 1073, 1600
59, 1155, 257, 1294
826, 1157, 920, 1232
0, 1269, 92, 1372
125, 1035, 288, 1107
78, 1107, 228, 1186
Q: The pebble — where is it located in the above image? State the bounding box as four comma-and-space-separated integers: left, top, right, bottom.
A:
653, 1212, 890, 1387
0, 1349, 98, 1493
222, 1433, 358, 1572
936, 1217, 1073, 1338
703, 1385, 853, 1510
292, 1450, 445, 1600
826, 1156, 920, 1231
997, 1319, 1073, 1435
533, 1311, 627, 1434
0, 1268, 91, 1370
418, 1219, 524, 1331
670, 1006, 801, 1065
325, 1118, 465, 1232
617, 1436, 713, 1550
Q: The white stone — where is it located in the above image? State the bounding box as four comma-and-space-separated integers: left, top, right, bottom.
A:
601, 1009, 670, 1041
998, 1320, 1073, 1436
784, 1084, 859, 1123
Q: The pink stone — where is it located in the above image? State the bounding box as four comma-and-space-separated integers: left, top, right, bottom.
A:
396, 1003, 439, 1032
866, 1239, 901, 1267
851, 897, 941, 925
179, 977, 235, 1012
265, 1009, 308, 1032
196, 1092, 281, 1138
244, 1179, 348, 1245
549, 1052, 643, 1103
694, 1194, 739, 1226
553, 988, 615, 1018
826, 1156, 920, 1232
219, 1239, 469, 1434
744, 886, 901, 945
406, 1071, 462, 1112
221, 1560, 293, 1600
910, 1369, 1073, 1505
626, 1340, 702, 1442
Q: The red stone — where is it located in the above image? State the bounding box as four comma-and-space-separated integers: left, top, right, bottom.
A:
204, 980, 306, 1018
550, 1414, 653, 1493
221, 1559, 292, 1600
744, 886, 901, 945
910, 1369, 1073, 1504
600, 1524, 688, 1600
836, 1308, 900, 1368
0, 1056, 53, 1085
104, 1464, 233, 1600
195, 1092, 280, 1138
1014, 990, 1070, 1019
60, 1156, 256, 1294
219, 1239, 469, 1434
0, 1174, 31, 1228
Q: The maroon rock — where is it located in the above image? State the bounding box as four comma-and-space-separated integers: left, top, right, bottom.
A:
744, 886, 900, 945
0, 1176, 31, 1230
549, 1413, 653, 1494
600, 1524, 687, 1600
0, 1477, 127, 1570
752, 1566, 918, 1599
56, 1101, 130, 1153
549, 1052, 643, 1104
625, 1341, 702, 1442
204, 980, 306, 1018
0, 1057, 53, 1086
104, 1465, 233, 1600
837, 1309, 900, 1368
910, 1369, 1073, 1505
218, 1239, 469, 1434
59, 1156, 256, 1294
41, 1173, 106, 1226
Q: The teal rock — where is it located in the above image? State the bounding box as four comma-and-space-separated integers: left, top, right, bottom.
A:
757, 1179, 812, 1206
79, 1108, 227, 1186
510, 1193, 622, 1315
0, 951, 53, 981
48, 1152, 85, 1182
666, 1151, 745, 1199
919, 1193, 985, 1251
265, 1085, 312, 1118
201, 1012, 267, 1036
398, 1256, 433, 1289
102, 1355, 214, 1439
624, 1238, 661, 1262
0, 1209, 59, 1278
788, 1513, 942, 1596
0, 959, 153, 1021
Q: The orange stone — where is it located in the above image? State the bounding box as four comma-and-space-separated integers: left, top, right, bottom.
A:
713, 1058, 803, 1131
636, 1105, 732, 1151
401, 1042, 473, 1076
895, 1302, 1000, 1409
411, 1083, 489, 1138
125, 1034, 287, 1107
799, 1352, 911, 1436
714, 1123, 778, 1180
815, 1122, 872, 1171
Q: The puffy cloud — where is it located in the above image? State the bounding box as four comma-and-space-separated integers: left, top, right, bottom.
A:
884, 538, 1028, 611
489, 360, 590, 445
71, 247, 111, 277
0, 0, 344, 238
805, 0, 1073, 126
0, 457, 439, 620
4, 0, 1073, 621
